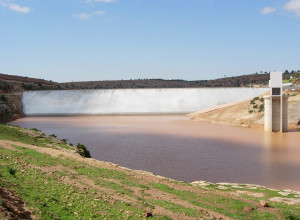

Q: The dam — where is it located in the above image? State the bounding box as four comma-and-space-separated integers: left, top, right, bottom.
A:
22, 88, 269, 116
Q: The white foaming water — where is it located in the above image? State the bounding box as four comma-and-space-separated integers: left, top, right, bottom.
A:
22, 88, 269, 116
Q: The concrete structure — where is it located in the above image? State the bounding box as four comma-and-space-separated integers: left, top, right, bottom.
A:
264, 72, 289, 132
22, 88, 268, 116
264, 95, 288, 132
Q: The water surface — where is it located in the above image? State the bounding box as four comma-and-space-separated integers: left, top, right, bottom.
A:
10, 116, 300, 191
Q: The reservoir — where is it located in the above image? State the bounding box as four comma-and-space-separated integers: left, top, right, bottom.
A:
10, 115, 300, 191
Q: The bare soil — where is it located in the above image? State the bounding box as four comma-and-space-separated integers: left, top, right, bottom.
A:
188, 90, 300, 128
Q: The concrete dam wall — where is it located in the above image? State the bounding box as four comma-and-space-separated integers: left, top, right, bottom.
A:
22, 88, 269, 116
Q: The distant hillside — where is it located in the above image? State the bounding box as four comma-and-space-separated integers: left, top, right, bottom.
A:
60, 71, 298, 89
2, 71, 300, 92
63, 70, 300, 89
63, 74, 271, 89
0, 73, 66, 91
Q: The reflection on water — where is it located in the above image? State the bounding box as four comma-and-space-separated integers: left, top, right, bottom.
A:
263, 133, 300, 190
10, 116, 300, 191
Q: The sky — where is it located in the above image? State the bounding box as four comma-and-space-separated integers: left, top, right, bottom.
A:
0, 0, 299, 82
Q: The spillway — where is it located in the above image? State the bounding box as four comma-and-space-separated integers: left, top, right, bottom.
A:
22, 88, 269, 116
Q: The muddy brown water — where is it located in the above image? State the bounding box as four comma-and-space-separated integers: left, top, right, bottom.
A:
10, 116, 300, 191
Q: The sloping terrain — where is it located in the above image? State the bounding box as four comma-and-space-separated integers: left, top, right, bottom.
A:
0, 73, 66, 123
189, 90, 300, 128
188, 96, 266, 128
0, 125, 299, 219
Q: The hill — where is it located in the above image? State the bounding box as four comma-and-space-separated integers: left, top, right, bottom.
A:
62, 74, 270, 89
0, 124, 299, 219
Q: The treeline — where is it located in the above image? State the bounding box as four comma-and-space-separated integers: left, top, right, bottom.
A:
63, 70, 300, 89
1, 70, 300, 93
63, 73, 271, 90
283, 70, 300, 80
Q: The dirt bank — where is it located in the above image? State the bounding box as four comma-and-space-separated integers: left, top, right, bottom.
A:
188, 90, 300, 128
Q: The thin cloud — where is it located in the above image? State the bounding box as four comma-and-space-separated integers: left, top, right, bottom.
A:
0, 0, 30, 13
261, 6, 276, 14
73, 11, 106, 19
284, 0, 300, 16
8, 3, 30, 13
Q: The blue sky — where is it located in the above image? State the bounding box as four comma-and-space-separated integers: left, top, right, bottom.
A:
0, 0, 299, 82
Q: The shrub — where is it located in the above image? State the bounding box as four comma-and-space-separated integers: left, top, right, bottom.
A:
259, 97, 264, 102
22, 83, 34, 90
248, 110, 253, 114
253, 104, 258, 109
50, 134, 57, 138
258, 104, 264, 112
0, 95, 7, 102
76, 143, 91, 158
253, 97, 259, 100
8, 167, 17, 176
61, 139, 67, 144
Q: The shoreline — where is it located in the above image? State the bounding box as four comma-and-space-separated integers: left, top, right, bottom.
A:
8, 116, 300, 192
1, 126, 300, 194
1, 123, 300, 219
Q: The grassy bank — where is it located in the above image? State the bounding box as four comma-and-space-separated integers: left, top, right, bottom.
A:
0, 124, 299, 219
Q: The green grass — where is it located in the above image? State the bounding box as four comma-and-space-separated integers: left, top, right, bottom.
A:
120, 179, 150, 190
0, 124, 299, 220
0, 147, 168, 219
150, 183, 294, 219
0, 125, 73, 150
76, 166, 129, 180
150, 199, 204, 218
11, 145, 78, 168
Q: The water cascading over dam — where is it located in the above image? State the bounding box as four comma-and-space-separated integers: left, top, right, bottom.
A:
22, 88, 269, 116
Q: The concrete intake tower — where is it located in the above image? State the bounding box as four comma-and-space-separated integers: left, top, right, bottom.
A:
264, 71, 289, 132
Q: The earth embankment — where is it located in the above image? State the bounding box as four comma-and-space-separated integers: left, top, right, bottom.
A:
188, 90, 300, 128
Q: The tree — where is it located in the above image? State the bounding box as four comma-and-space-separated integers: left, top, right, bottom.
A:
293, 72, 300, 78
284, 70, 289, 74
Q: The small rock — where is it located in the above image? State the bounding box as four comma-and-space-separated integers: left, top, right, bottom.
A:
278, 191, 290, 196
260, 200, 269, 207
144, 212, 153, 217
218, 186, 228, 190
242, 206, 254, 213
